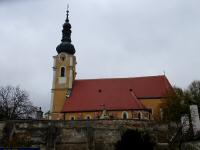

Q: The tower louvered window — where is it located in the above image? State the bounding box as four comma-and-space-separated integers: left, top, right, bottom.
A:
61, 67, 65, 77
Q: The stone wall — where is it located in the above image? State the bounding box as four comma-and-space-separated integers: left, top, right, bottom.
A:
0, 120, 168, 150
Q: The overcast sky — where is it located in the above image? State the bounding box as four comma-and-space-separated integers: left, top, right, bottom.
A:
0, 0, 200, 112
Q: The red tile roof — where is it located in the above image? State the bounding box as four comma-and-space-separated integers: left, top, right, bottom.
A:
62, 75, 172, 112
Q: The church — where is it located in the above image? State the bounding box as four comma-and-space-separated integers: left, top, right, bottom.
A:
50, 9, 172, 121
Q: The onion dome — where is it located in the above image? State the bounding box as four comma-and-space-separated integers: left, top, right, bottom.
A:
56, 7, 76, 55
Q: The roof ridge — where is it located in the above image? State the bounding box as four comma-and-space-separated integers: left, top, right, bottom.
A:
75, 75, 166, 81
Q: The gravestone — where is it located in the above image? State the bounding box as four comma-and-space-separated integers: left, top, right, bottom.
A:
190, 105, 200, 136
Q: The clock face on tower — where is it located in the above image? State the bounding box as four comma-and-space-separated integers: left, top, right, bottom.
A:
59, 53, 66, 61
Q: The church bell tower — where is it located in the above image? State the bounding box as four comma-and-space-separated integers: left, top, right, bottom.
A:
50, 7, 76, 120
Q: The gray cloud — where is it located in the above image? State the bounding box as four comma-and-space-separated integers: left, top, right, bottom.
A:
0, 0, 200, 112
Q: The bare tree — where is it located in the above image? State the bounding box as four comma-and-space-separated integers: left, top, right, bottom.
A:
0, 85, 36, 120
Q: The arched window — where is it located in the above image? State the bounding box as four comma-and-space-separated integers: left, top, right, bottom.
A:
61, 67, 65, 77
71, 116, 75, 120
122, 111, 128, 119
138, 112, 141, 120
85, 115, 92, 120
